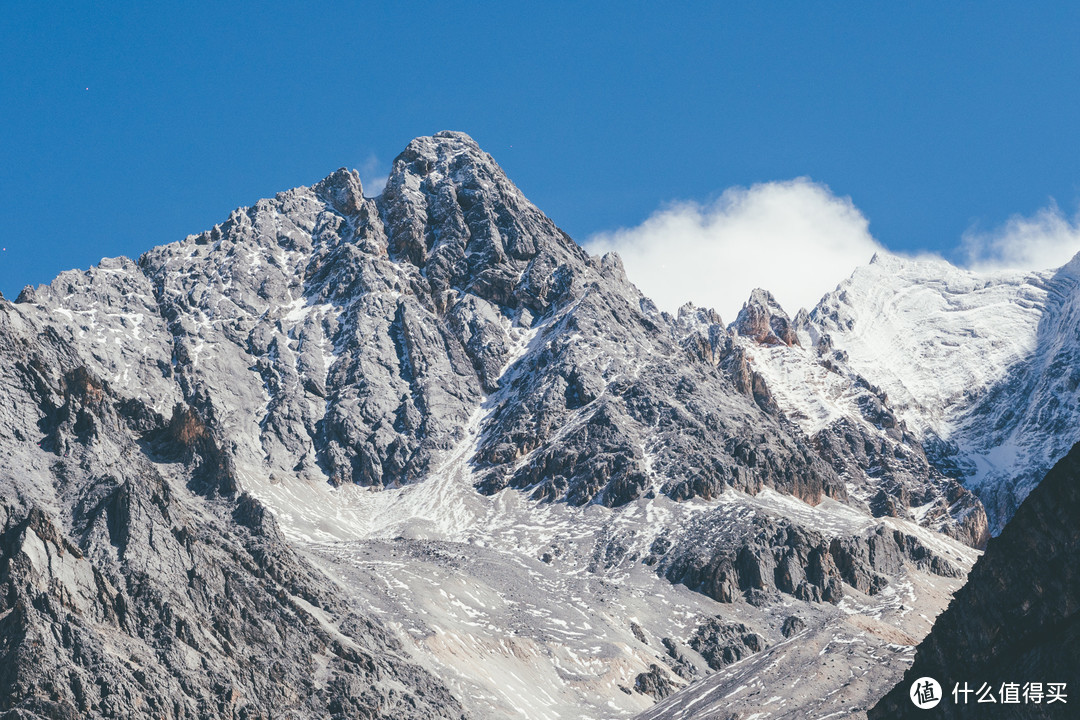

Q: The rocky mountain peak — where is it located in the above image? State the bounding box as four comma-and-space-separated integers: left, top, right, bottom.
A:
733, 288, 800, 346
677, 301, 723, 328
380, 131, 587, 305
313, 167, 365, 216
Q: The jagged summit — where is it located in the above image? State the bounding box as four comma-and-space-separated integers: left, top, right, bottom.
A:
380, 130, 587, 307
733, 288, 799, 346
313, 167, 365, 215
393, 129, 486, 167
677, 300, 723, 327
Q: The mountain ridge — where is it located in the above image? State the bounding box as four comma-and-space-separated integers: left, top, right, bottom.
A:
803, 249, 1080, 532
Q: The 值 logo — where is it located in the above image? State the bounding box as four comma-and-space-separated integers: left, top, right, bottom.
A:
910, 677, 943, 709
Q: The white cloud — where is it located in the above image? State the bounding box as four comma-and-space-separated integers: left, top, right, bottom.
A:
961, 202, 1080, 272
584, 178, 884, 322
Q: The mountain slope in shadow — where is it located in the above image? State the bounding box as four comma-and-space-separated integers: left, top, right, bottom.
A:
869, 441, 1080, 718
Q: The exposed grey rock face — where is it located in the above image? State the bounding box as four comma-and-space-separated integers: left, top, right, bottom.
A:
660, 513, 959, 608
473, 284, 846, 507
780, 615, 806, 638
660, 637, 698, 680
633, 665, 681, 701
0, 301, 463, 719
870, 441, 1080, 719
689, 618, 767, 670
660, 514, 841, 605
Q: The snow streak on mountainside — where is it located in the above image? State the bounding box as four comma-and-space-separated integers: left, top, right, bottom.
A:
3, 131, 1000, 719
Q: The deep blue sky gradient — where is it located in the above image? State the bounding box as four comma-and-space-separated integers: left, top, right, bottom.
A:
3, 2, 1080, 296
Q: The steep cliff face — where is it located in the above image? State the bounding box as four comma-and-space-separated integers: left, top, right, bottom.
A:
869, 441, 1080, 720
0, 301, 463, 720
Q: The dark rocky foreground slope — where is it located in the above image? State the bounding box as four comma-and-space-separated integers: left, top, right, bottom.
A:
869, 442, 1080, 719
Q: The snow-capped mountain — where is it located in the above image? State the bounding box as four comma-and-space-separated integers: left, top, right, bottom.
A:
701, 249, 1080, 538
804, 252, 1080, 533
724, 287, 988, 548
4, 131, 1069, 720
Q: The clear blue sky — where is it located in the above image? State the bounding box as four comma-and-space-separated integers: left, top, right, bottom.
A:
3, 2, 1080, 297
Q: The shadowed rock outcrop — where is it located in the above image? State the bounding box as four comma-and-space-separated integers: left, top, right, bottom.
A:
689, 618, 768, 670
870, 442, 1080, 719
661, 515, 960, 606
